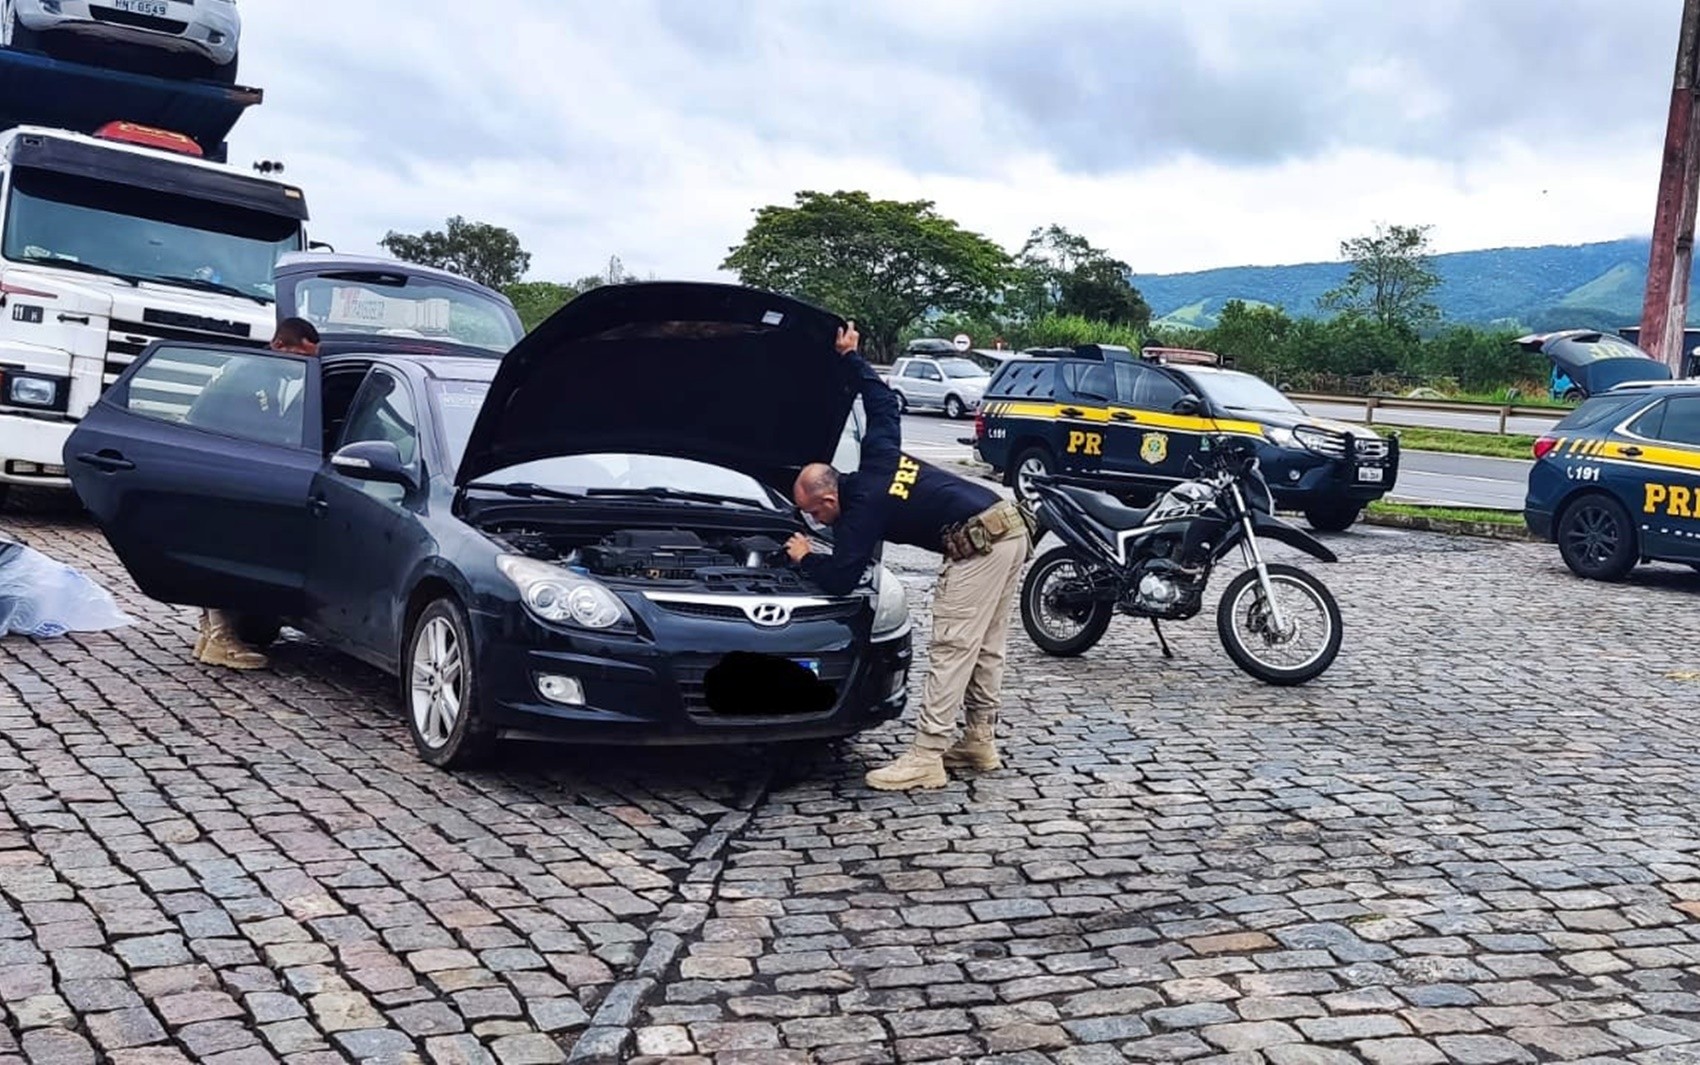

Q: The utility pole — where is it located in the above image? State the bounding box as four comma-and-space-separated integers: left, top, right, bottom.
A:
1641, 0, 1700, 375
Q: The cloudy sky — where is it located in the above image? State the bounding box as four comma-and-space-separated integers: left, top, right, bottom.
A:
232, 0, 1683, 284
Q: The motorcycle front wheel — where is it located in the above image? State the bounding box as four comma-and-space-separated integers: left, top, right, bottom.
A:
1020, 547, 1114, 656
1216, 563, 1342, 685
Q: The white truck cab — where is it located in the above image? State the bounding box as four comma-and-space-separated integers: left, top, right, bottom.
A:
0, 121, 307, 500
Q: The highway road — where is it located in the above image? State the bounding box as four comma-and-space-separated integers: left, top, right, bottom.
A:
895, 412, 1530, 511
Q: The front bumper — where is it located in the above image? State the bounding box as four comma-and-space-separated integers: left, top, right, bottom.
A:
0, 412, 73, 489
469, 608, 913, 746
1263, 437, 1400, 509
18, 0, 239, 65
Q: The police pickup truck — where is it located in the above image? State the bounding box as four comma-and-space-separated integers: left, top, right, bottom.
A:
972, 345, 1399, 531
1525, 380, 1700, 580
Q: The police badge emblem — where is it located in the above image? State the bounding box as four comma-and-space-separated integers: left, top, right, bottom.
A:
1140, 431, 1168, 465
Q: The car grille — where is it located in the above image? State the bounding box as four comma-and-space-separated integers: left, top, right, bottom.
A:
673, 651, 857, 717
1297, 426, 1348, 458
90, 9, 190, 33
105, 314, 261, 390
651, 599, 862, 624
1351, 437, 1389, 460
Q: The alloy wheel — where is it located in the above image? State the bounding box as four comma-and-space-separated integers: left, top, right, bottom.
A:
410, 617, 463, 749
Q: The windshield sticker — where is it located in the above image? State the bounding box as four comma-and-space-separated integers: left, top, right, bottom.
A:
762, 310, 785, 326
327, 287, 453, 333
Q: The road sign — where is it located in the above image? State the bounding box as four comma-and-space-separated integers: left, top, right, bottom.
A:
952, 334, 971, 352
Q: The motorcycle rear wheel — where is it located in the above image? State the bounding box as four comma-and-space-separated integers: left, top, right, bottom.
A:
1020, 547, 1113, 656
1216, 563, 1342, 685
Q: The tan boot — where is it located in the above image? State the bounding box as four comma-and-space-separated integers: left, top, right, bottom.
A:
198, 611, 268, 671
942, 719, 1001, 773
865, 746, 949, 792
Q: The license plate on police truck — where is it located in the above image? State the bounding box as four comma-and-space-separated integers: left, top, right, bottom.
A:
114, 0, 170, 16
1357, 467, 1384, 483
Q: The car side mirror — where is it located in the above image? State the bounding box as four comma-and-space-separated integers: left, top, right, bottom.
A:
1173, 394, 1203, 416
332, 440, 416, 489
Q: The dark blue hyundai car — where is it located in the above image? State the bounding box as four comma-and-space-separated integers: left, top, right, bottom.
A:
64, 279, 913, 767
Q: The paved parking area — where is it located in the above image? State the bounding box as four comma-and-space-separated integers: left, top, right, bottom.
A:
3, 495, 1700, 1065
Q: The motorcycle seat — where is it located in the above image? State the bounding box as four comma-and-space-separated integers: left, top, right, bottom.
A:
1057, 484, 1153, 530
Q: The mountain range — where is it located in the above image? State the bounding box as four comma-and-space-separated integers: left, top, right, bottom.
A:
1131, 237, 1700, 333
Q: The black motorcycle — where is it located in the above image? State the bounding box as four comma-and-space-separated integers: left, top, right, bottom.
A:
1019, 435, 1343, 685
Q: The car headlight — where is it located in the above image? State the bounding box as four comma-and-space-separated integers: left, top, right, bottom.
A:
1261, 425, 1297, 448
1293, 426, 1336, 453
871, 565, 910, 640
4, 373, 63, 409
497, 555, 633, 632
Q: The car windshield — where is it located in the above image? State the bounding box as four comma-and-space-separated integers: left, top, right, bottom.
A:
288, 276, 521, 354
1192, 371, 1302, 413
430, 379, 779, 506
939, 358, 988, 379
2, 168, 302, 300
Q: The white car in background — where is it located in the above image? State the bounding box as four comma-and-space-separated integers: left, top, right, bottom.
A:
3, 0, 240, 82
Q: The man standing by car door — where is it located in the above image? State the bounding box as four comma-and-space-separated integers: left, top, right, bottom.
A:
192, 318, 321, 669
788, 323, 1033, 792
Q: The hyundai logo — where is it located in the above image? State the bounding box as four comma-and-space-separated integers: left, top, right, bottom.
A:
748, 602, 790, 627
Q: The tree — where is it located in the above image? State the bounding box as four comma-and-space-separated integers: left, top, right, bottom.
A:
722, 190, 1013, 361
503, 281, 579, 333
1013, 225, 1151, 329
379, 216, 532, 290
1319, 223, 1442, 332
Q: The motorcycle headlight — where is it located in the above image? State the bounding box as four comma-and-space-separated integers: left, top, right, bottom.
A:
1262, 425, 1297, 448
871, 565, 910, 640
497, 555, 633, 632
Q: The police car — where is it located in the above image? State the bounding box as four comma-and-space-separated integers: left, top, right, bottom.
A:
972, 345, 1400, 531
1524, 379, 1700, 580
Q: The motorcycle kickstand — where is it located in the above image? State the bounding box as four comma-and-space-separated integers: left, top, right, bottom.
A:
1151, 619, 1174, 659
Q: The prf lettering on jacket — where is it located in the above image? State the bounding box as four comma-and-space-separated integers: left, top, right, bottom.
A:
1645, 483, 1698, 518
889, 455, 921, 500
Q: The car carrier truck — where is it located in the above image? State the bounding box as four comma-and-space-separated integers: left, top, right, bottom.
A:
0, 44, 309, 505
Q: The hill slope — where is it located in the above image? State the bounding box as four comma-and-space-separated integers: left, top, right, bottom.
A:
1134, 238, 1700, 331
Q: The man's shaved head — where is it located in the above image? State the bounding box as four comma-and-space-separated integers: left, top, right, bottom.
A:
793, 463, 844, 525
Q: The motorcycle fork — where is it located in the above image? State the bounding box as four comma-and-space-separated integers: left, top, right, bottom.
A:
1231, 487, 1292, 638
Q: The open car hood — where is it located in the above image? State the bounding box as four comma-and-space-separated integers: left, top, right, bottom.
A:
455, 283, 853, 488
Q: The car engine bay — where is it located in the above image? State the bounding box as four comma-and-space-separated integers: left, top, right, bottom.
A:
489, 526, 821, 594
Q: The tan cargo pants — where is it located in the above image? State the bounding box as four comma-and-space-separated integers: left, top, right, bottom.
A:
913, 530, 1031, 751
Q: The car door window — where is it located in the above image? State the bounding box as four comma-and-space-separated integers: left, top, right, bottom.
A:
1628, 400, 1666, 440
1652, 396, 1700, 447
1114, 363, 1186, 412
921, 364, 942, 381
340, 369, 420, 466
136, 345, 310, 448
1073, 363, 1114, 402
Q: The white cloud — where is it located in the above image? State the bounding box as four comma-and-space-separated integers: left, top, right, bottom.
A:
223, 0, 1683, 285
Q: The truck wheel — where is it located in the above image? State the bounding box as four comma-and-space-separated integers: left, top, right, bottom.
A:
1562, 387, 1585, 403
1556, 493, 1637, 582
1304, 503, 1361, 532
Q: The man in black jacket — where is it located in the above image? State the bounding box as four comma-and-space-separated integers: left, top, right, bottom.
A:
788, 325, 1032, 791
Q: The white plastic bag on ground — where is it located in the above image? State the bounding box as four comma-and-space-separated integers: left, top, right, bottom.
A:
0, 535, 135, 639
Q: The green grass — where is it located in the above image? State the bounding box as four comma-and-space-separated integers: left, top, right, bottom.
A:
1379, 426, 1540, 460
1367, 501, 1525, 526
1447, 387, 1572, 410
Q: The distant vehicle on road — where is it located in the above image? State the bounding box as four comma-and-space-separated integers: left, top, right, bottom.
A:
3, 0, 240, 83
887, 354, 989, 420
1525, 379, 1700, 581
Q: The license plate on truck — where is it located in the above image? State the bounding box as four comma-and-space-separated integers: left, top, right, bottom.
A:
113, 0, 170, 17
1357, 467, 1384, 483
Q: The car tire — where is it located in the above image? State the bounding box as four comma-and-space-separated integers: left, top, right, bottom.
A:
1009, 445, 1054, 503
1303, 503, 1361, 532
894, 391, 908, 415
944, 395, 965, 420
232, 613, 282, 648
1556, 493, 1637, 582
1563, 387, 1586, 403
403, 597, 493, 769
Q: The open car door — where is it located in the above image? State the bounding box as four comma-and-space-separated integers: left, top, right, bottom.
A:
64, 341, 323, 613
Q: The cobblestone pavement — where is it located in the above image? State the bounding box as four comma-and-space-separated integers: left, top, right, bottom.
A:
4, 493, 1700, 1064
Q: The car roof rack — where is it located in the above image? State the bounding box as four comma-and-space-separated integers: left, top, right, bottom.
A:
1141, 346, 1222, 367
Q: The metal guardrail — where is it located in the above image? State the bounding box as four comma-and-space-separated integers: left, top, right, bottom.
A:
1287, 392, 1567, 435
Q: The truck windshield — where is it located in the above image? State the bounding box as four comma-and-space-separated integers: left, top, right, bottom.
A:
287, 276, 522, 354
2, 168, 301, 301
